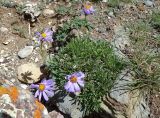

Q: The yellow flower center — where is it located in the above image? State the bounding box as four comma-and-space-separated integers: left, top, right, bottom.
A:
41, 33, 47, 38
84, 4, 92, 10
39, 84, 45, 91
70, 76, 77, 83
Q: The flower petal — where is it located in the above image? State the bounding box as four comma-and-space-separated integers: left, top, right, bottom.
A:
44, 28, 51, 33
39, 92, 42, 101
43, 91, 49, 101
73, 83, 81, 92
83, 9, 91, 15
45, 37, 53, 42
45, 85, 54, 90
44, 90, 54, 97
35, 32, 41, 36
30, 84, 39, 89
65, 75, 72, 80
75, 72, 85, 79
64, 81, 72, 90
90, 6, 95, 13
68, 85, 75, 93
46, 79, 54, 85
35, 90, 39, 98
41, 79, 47, 84
77, 79, 85, 87
46, 31, 53, 36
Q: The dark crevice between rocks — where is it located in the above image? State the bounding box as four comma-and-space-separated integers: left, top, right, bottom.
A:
84, 110, 115, 118
0, 112, 12, 118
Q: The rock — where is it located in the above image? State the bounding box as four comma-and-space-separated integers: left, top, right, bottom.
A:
20, 84, 28, 89
0, 84, 50, 118
106, 69, 150, 118
144, 0, 154, 7
0, 57, 5, 63
43, 9, 55, 17
56, 95, 83, 118
127, 91, 150, 118
112, 25, 131, 62
21, 2, 41, 22
2, 36, 14, 45
0, 27, 8, 33
18, 46, 33, 59
17, 63, 42, 84
35, 57, 39, 63
69, 29, 79, 37
110, 69, 132, 104
49, 111, 64, 118
102, 0, 107, 2
108, 11, 115, 17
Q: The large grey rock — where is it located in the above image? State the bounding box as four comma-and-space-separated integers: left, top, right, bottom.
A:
56, 95, 83, 118
18, 46, 33, 58
112, 25, 131, 62
110, 69, 132, 104
0, 81, 50, 118
108, 69, 150, 118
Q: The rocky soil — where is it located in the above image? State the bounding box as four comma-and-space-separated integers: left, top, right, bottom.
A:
0, 0, 160, 118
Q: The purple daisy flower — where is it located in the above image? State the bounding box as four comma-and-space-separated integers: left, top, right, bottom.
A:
35, 28, 53, 42
30, 79, 55, 101
64, 72, 85, 93
82, 4, 95, 15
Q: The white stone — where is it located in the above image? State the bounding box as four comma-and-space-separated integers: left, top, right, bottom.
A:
20, 84, 28, 89
18, 46, 33, 59
43, 9, 55, 17
144, 0, 154, 7
110, 69, 132, 104
0, 58, 4, 63
35, 57, 39, 62
0, 27, 8, 33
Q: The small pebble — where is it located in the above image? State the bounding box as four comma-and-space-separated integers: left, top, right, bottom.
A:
35, 57, 39, 63
0, 58, 4, 63
43, 9, 55, 17
144, 0, 154, 7
18, 46, 33, 59
20, 84, 28, 89
0, 27, 8, 33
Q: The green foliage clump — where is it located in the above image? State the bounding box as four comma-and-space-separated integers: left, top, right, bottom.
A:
47, 37, 125, 115
55, 17, 93, 41
151, 11, 160, 30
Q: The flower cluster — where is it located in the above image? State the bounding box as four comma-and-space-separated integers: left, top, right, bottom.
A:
33, 28, 54, 47
30, 72, 85, 101
30, 79, 55, 101
82, 3, 95, 15
35, 28, 54, 42
30, 2, 93, 102
64, 72, 85, 93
